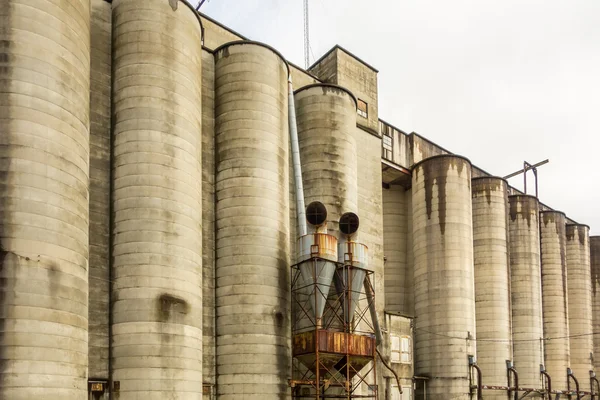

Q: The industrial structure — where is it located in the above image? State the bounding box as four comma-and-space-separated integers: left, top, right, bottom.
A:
1, 0, 599, 399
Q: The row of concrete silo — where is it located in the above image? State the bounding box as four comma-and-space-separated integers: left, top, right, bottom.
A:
385, 155, 597, 399
0, 0, 371, 397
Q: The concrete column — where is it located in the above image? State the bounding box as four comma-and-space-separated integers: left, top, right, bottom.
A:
472, 177, 511, 397
0, 0, 91, 398
214, 41, 290, 400
201, 48, 216, 396
110, 0, 204, 397
412, 155, 475, 400
88, 0, 112, 386
540, 211, 570, 390
382, 185, 410, 316
508, 195, 543, 392
566, 224, 593, 382
591, 237, 600, 372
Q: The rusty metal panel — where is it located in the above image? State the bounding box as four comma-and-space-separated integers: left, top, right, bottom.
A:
293, 331, 316, 356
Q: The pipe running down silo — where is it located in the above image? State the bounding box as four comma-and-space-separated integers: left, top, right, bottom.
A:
472, 177, 512, 399
566, 224, 593, 383
0, 0, 91, 398
591, 237, 600, 372
214, 40, 291, 399
111, 0, 204, 397
508, 195, 543, 392
288, 77, 307, 237
412, 155, 476, 400
540, 210, 570, 390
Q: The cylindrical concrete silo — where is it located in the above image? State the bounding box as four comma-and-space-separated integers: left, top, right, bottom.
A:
214, 41, 290, 399
294, 83, 358, 234
566, 224, 593, 381
540, 211, 570, 389
0, 0, 91, 398
508, 195, 543, 391
472, 177, 511, 397
111, 0, 204, 397
590, 236, 600, 372
412, 155, 475, 399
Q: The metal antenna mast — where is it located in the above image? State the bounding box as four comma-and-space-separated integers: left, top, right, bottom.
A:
303, 0, 310, 68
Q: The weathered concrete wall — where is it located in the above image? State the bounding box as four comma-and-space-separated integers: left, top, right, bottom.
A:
338, 50, 378, 134
472, 177, 511, 397
0, 0, 91, 398
214, 41, 290, 399
309, 47, 379, 134
382, 185, 411, 316
509, 195, 543, 392
201, 48, 216, 393
592, 237, 600, 372
89, 0, 112, 382
290, 65, 319, 88
382, 314, 414, 398
540, 211, 570, 390
295, 84, 358, 233
200, 14, 243, 51
412, 155, 475, 400
566, 224, 593, 381
309, 50, 337, 84
410, 134, 450, 166
110, 0, 204, 397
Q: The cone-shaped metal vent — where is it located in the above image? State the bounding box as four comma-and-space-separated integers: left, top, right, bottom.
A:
299, 260, 337, 321
336, 241, 369, 327
296, 234, 338, 321
334, 267, 367, 326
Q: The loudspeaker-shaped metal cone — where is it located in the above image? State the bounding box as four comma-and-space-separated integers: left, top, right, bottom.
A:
299, 260, 336, 321
333, 267, 367, 327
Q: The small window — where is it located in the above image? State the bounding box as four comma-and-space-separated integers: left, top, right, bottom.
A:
382, 133, 393, 161
391, 335, 412, 364
357, 99, 368, 118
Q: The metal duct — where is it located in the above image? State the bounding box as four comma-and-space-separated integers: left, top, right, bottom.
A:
288, 77, 307, 237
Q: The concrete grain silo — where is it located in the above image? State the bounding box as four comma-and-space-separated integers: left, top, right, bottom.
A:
412, 155, 475, 399
565, 224, 593, 381
591, 236, 600, 372
294, 83, 358, 233
471, 177, 511, 397
508, 195, 543, 391
0, 0, 91, 398
539, 211, 570, 389
214, 41, 290, 399
110, 0, 204, 397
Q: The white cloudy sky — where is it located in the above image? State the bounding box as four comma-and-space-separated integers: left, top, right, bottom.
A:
199, 0, 600, 234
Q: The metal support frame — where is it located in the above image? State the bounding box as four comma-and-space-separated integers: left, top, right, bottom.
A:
290, 259, 378, 399
590, 371, 600, 400
503, 159, 549, 198
568, 368, 582, 400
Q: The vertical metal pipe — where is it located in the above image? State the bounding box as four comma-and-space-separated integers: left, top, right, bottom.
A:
288, 77, 307, 236
541, 369, 552, 399
364, 275, 383, 346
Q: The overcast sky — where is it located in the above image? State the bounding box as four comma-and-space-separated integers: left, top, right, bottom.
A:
200, 0, 600, 234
